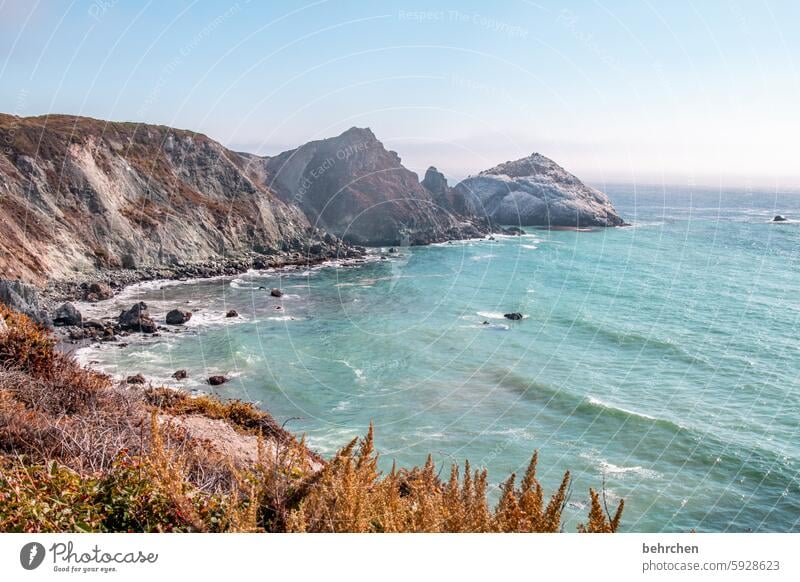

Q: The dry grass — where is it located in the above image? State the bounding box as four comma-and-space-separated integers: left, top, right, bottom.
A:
0, 305, 623, 533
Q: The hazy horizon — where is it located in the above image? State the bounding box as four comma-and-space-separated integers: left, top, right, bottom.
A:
2, 0, 799, 189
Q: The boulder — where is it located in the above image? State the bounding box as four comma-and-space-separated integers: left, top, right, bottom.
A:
86, 282, 113, 302
0, 279, 53, 328
270, 288, 284, 298
503, 312, 524, 320
172, 369, 188, 380
53, 302, 82, 326
126, 374, 146, 384
118, 302, 157, 333
226, 309, 239, 318
165, 308, 192, 325
208, 375, 227, 386
773, 215, 788, 222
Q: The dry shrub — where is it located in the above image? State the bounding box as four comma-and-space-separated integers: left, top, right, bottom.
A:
579, 488, 624, 533
0, 304, 111, 414
0, 304, 56, 376
283, 425, 623, 533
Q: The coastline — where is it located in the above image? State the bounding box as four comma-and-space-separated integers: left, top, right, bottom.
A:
50, 248, 389, 368
41, 244, 368, 307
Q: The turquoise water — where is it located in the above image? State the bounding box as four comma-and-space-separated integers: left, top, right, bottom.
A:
78, 185, 800, 532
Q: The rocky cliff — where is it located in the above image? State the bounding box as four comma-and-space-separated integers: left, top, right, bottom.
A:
260, 127, 486, 245
0, 114, 623, 294
0, 114, 341, 288
453, 153, 625, 227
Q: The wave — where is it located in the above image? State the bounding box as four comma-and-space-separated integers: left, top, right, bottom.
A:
185, 310, 245, 328
230, 277, 263, 290
476, 311, 528, 321
586, 396, 657, 421
489, 368, 687, 434
335, 359, 366, 383
458, 322, 511, 331
556, 314, 713, 370
581, 453, 661, 479
626, 220, 667, 229
476, 311, 507, 320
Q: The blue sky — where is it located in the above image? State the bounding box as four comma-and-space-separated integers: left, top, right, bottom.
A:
1, 0, 799, 187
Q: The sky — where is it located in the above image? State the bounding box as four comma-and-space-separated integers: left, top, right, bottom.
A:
1, 0, 799, 188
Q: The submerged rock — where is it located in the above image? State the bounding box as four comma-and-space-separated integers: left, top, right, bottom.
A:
773, 215, 788, 222
226, 309, 239, 318
270, 288, 284, 298
208, 375, 228, 386
503, 312, 524, 320
53, 302, 82, 326
165, 308, 192, 325
172, 369, 188, 380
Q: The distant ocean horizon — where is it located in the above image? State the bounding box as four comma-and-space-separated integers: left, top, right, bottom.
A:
76, 183, 800, 532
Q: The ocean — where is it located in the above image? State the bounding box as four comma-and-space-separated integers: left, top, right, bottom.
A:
76, 184, 800, 532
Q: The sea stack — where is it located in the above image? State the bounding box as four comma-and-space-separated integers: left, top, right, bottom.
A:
453, 153, 625, 227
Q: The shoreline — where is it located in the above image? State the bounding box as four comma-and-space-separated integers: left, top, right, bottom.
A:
41, 245, 368, 306
50, 248, 386, 359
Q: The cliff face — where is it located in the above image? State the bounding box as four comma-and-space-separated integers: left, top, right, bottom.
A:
0, 114, 319, 286
0, 114, 623, 290
453, 153, 625, 227
261, 128, 482, 245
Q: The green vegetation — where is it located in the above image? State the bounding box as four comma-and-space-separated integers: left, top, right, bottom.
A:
0, 304, 622, 532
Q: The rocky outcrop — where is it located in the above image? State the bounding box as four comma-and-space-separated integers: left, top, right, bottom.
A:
165, 309, 192, 325
0, 114, 337, 287
421, 166, 468, 216
453, 153, 624, 227
261, 128, 487, 245
53, 302, 82, 326
118, 302, 157, 333
0, 279, 52, 327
